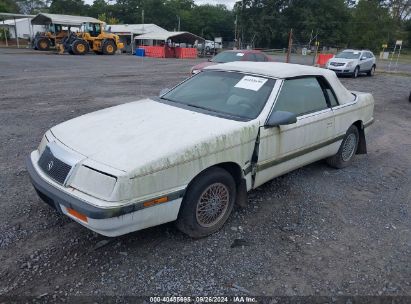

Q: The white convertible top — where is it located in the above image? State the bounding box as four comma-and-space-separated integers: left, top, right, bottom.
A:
205, 61, 355, 104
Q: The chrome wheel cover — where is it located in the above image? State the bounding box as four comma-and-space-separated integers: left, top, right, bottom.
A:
342, 133, 357, 161
196, 183, 230, 228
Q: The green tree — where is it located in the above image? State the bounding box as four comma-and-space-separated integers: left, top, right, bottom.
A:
0, 0, 20, 13
282, 0, 351, 48
348, 0, 396, 50
16, 0, 47, 14
49, 0, 89, 15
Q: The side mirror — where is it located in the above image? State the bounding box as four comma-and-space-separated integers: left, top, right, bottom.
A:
159, 88, 170, 96
265, 111, 297, 128
361, 56, 367, 60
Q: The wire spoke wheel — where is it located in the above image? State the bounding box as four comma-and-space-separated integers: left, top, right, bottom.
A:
196, 182, 230, 228
342, 133, 357, 161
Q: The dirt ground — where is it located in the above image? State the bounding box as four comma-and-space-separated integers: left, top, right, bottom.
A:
0, 49, 410, 300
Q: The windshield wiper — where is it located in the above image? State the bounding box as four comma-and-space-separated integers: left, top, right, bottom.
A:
185, 103, 217, 112
160, 96, 176, 103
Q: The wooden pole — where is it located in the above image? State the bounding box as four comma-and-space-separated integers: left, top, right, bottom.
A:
286, 28, 293, 63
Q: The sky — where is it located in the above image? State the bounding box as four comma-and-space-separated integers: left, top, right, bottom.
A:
83, 0, 237, 9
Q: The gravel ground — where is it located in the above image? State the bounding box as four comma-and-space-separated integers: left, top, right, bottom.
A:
0, 49, 410, 299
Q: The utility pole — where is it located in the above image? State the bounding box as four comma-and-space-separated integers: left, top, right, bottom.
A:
286, 28, 293, 63
312, 29, 319, 66
177, 15, 180, 31
234, 14, 238, 49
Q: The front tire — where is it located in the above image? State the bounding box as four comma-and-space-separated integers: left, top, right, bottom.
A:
326, 125, 359, 169
352, 66, 360, 78
102, 40, 117, 55
176, 167, 236, 238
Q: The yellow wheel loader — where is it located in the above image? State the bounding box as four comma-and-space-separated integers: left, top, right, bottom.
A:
60, 22, 124, 55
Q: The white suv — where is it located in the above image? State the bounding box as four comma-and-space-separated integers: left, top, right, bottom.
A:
326, 49, 376, 78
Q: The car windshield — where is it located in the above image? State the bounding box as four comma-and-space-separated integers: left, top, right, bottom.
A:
161, 71, 275, 120
335, 51, 361, 59
211, 52, 246, 63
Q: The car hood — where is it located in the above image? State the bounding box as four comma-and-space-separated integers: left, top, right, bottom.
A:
51, 98, 259, 175
191, 61, 217, 71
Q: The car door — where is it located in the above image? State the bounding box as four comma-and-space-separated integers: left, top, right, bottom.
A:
359, 51, 370, 71
254, 76, 335, 188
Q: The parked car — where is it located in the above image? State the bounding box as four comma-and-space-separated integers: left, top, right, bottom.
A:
326, 49, 376, 78
190, 49, 272, 75
27, 62, 374, 238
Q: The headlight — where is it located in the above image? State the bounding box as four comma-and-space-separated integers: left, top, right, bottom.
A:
346, 61, 354, 68
192, 69, 200, 75
70, 166, 117, 199
38, 134, 49, 155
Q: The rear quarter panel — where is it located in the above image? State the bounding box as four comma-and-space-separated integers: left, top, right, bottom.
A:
332, 92, 374, 138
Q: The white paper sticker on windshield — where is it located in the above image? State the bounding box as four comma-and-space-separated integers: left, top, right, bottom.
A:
236, 53, 245, 56
235, 76, 268, 91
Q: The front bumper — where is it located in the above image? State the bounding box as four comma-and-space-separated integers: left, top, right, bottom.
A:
26, 153, 184, 236
327, 66, 354, 75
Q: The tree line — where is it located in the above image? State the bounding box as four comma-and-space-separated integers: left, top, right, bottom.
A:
1, 0, 410, 50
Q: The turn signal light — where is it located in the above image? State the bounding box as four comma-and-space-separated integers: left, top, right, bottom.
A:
143, 196, 168, 208
67, 208, 88, 223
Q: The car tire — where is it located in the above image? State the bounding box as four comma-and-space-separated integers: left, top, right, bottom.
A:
367, 65, 376, 76
352, 66, 360, 78
326, 125, 359, 169
176, 167, 236, 238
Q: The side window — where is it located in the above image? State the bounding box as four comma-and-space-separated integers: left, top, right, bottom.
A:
274, 77, 328, 116
326, 88, 338, 107
255, 53, 267, 62
245, 53, 257, 61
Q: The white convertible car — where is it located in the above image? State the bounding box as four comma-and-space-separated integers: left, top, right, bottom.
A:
27, 62, 374, 238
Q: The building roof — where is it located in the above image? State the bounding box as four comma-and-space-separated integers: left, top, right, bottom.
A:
31, 13, 100, 26
1, 18, 32, 25
205, 62, 355, 104
0, 13, 35, 19
135, 31, 205, 44
108, 23, 167, 35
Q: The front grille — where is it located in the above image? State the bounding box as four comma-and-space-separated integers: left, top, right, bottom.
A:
330, 62, 345, 67
38, 146, 72, 185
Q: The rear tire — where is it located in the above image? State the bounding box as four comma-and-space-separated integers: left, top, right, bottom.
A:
102, 40, 116, 55
176, 167, 236, 238
36, 37, 50, 51
367, 65, 376, 76
71, 39, 89, 55
326, 125, 359, 169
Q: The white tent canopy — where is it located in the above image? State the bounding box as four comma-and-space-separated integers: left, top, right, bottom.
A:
135, 31, 205, 45
31, 13, 100, 26
108, 24, 167, 35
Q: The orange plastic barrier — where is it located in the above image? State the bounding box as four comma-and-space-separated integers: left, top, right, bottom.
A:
177, 48, 197, 59
138, 46, 197, 59
316, 54, 334, 66
138, 46, 165, 58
